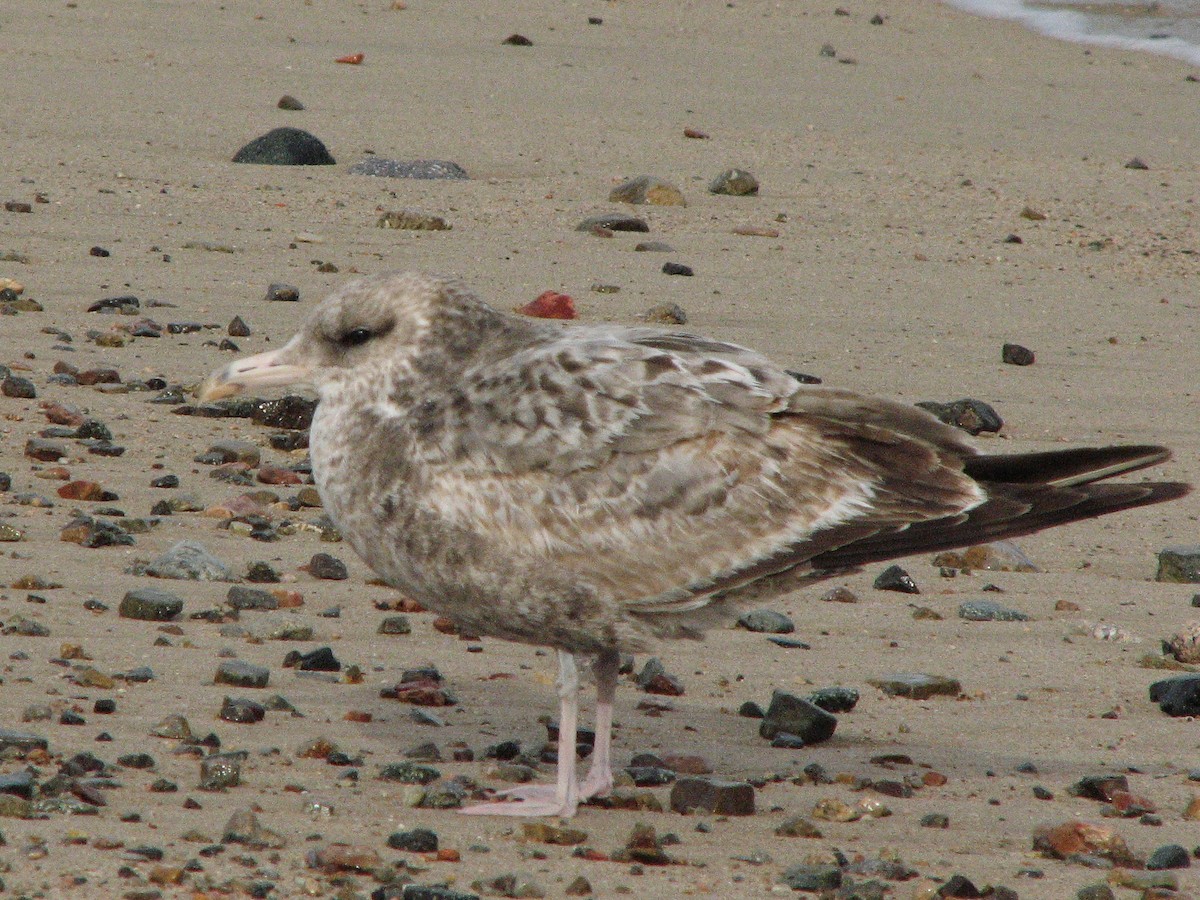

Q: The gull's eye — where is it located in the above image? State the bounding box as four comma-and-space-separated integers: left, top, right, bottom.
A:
340, 327, 373, 348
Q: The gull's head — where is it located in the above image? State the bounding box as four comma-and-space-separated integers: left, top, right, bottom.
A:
197, 271, 459, 402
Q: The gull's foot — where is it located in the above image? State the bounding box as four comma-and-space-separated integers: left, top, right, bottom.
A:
459, 784, 578, 817
578, 769, 613, 800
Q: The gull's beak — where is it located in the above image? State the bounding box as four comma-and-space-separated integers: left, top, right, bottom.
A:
197, 344, 313, 402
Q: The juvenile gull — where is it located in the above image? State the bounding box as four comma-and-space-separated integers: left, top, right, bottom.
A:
200, 271, 1189, 817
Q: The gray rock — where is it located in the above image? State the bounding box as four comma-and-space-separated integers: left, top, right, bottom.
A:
709, 168, 759, 196
202, 752, 248, 791
378, 762, 442, 785
378, 615, 412, 635
958, 599, 1029, 622
0, 728, 48, 754
868, 673, 962, 700
226, 585, 279, 611
737, 608, 795, 634
669, 776, 755, 815
388, 827, 439, 852
119, 588, 183, 621
348, 158, 468, 179
232, 127, 334, 165
307, 552, 348, 580
1157, 545, 1200, 583
1145, 844, 1190, 870
219, 696, 266, 724
780, 864, 842, 892
1149, 675, 1200, 716
214, 660, 270, 689
609, 175, 686, 206
759, 690, 837, 743
144, 540, 234, 581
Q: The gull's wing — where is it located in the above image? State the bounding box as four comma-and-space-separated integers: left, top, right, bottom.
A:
401, 328, 987, 612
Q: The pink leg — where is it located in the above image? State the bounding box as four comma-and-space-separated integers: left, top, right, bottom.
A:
460, 649, 583, 817
579, 649, 619, 799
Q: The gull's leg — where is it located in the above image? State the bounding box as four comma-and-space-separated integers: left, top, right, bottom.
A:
579, 648, 619, 800
459, 649, 582, 817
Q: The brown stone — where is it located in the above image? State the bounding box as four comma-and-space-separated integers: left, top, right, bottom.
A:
669, 776, 755, 815
57, 480, 115, 502
311, 843, 382, 873
1032, 820, 1141, 866
257, 465, 302, 485
76, 368, 121, 386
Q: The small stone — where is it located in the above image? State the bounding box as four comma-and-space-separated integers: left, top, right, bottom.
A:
226, 586, 279, 611
781, 864, 842, 892
662, 262, 693, 276
1, 374, 35, 398
119, 588, 184, 621
227, 316, 251, 337
959, 599, 1029, 622
61, 515, 134, 548
932, 542, 1039, 573
775, 815, 822, 837
150, 714, 192, 740
378, 615, 412, 635
347, 158, 468, 179
916, 398, 1003, 435
312, 842, 382, 873
521, 821, 588, 845
868, 673, 962, 700
246, 561, 281, 583
0, 728, 48, 754
378, 761, 441, 784
277, 94, 304, 110
232, 128, 334, 166
144, 540, 234, 581
709, 168, 759, 196
1032, 820, 1141, 866
759, 690, 837, 743
202, 439, 261, 467
634, 240, 673, 251
214, 660, 270, 689
502, 32, 533, 45
25, 438, 67, 461
1124, 157, 1150, 170
57, 480, 117, 502
669, 776, 754, 815
609, 175, 686, 206
636, 657, 684, 695
737, 609, 794, 634
873, 564, 919, 593
820, 586, 859, 603
1002, 343, 1035, 366
1157, 546, 1200, 583
1076, 886, 1116, 900
377, 209, 452, 231
306, 552, 348, 580
575, 213, 650, 233
1149, 675, 1200, 716
921, 812, 950, 828
807, 686, 859, 714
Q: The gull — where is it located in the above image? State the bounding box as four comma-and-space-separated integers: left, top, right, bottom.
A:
199, 271, 1188, 817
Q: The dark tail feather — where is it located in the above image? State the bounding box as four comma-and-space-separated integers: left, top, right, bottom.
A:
962, 444, 1172, 487
810, 479, 1189, 572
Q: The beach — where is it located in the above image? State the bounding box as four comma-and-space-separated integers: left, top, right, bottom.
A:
1, 0, 1198, 896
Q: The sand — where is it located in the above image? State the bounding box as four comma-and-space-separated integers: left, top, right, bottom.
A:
1, 1, 1197, 897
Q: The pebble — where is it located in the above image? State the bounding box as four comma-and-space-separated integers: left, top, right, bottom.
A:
1002, 343, 1035, 365
25, 437, 67, 461
378, 615, 412, 635
277, 94, 304, 110
808, 686, 859, 713
1077, 886, 1116, 900
662, 262, 694, 276
221, 807, 284, 846
636, 657, 685, 695
634, 240, 673, 251
1033, 821, 1140, 866
1148, 674, 1200, 716
286, 646, 341, 672
0, 728, 49, 754
253, 395, 317, 429
916, 398, 1003, 435
958, 599, 1029, 621
377, 209, 452, 230
1165, 622, 1200, 663
305, 552, 348, 580
610, 175, 686, 206
873, 564, 919, 593
868, 673, 962, 699
57, 480, 117, 501
921, 812, 950, 828
758, 690, 838, 744
781, 864, 842, 892
933, 541, 1039, 573
214, 660, 270, 689
575, 213, 650, 233
737, 608, 795, 633
1156, 545, 1200, 583
119, 588, 184, 621
150, 715, 192, 740
142, 540, 234, 581
709, 168, 759, 195
225, 586, 279, 611
246, 561, 281, 583
2, 521, 28, 542
1, 373, 36, 398
669, 776, 754, 815
227, 316, 251, 337
347, 158, 468, 179
387, 827, 438, 852
1145, 844, 1190, 870
232, 127, 335, 165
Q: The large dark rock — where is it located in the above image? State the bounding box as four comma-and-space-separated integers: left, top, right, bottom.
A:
759, 690, 837, 743
232, 127, 335, 165
1149, 674, 1200, 716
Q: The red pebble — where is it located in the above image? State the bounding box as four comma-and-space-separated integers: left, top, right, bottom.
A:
257, 465, 302, 486
517, 291, 577, 320
336, 52, 364, 64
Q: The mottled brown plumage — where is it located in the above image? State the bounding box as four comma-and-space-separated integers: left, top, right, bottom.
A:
200, 271, 1188, 817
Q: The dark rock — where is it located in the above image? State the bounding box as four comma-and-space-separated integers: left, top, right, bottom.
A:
202, 753, 247, 791
118, 753, 155, 769
873, 564, 919, 593
1002, 343, 1035, 366
759, 690, 837, 743
24, 438, 66, 461
307, 552, 348, 580
290, 646, 341, 672
1149, 675, 1200, 715
958, 599, 1029, 622
347, 158, 468, 180
636, 657, 684, 695
378, 762, 441, 785
227, 316, 251, 337
400, 886, 480, 900
921, 812, 950, 828
378, 615, 412, 635
253, 395, 316, 430
1, 374, 35, 398
214, 660, 270, 689
150, 474, 178, 488
916, 398, 1003, 435
1156, 546, 1200, 583
737, 608, 794, 634
87, 295, 139, 313
938, 874, 983, 897
263, 283, 299, 303
119, 588, 184, 621
277, 94, 304, 110
61, 515, 134, 548
634, 240, 673, 251
575, 213, 649, 233
767, 636, 811, 649
502, 32, 533, 45
232, 127, 335, 166
1124, 157, 1150, 170
709, 168, 759, 196
808, 686, 859, 714
738, 700, 765, 718
669, 776, 754, 815
662, 262, 694, 276
246, 561, 281, 583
